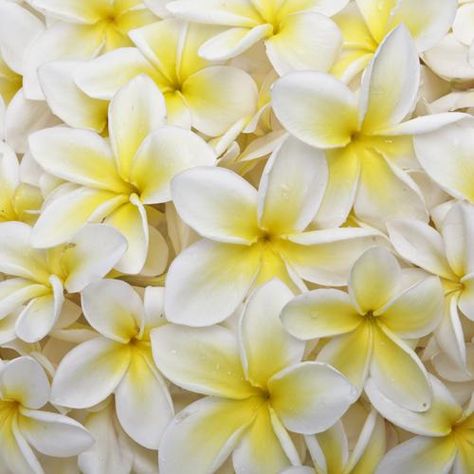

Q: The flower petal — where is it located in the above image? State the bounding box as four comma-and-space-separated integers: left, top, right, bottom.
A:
265, 12, 341, 75
268, 361, 357, 434
0, 356, 49, 409
108, 74, 166, 179
158, 396, 260, 474
115, 350, 173, 449
81, 279, 143, 344
258, 136, 328, 235
239, 279, 305, 388
19, 409, 93, 457
171, 167, 259, 245
27, 0, 110, 24
164, 240, 261, 326
349, 247, 401, 314
272, 71, 359, 149
151, 323, 255, 399
281, 289, 362, 340
131, 126, 216, 204
51, 337, 131, 408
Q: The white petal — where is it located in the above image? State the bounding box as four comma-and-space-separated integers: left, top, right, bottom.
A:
19, 409, 93, 457
258, 136, 328, 235
0, 356, 49, 409
164, 240, 260, 326
171, 167, 259, 245
81, 279, 143, 343
27, 0, 110, 23
268, 361, 357, 434
51, 337, 130, 408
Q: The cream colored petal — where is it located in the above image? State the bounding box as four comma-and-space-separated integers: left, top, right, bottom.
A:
239, 279, 305, 388
272, 71, 359, 149
151, 324, 256, 399
108, 75, 166, 180
258, 136, 327, 235
171, 167, 259, 245
349, 247, 401, 314
27, 0, 111, 24
266, 12, 341, 75
130, 126, 216, 204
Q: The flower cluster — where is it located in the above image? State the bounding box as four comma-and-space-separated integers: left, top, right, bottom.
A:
0, 0, 473, 473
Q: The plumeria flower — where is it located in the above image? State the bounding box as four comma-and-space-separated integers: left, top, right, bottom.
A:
166, 136, 386, 326
0, 356, 93, 474
166, 0, 347, 75
0, 142, 42, 224
272, 25, 466, 229
22, 0, 157, 99
282, 406, 386, 474
367, 374, 474, 474
281, 246, 444, 411
69, 19, 258, 136
51, 280, 173, 450
0, 221, 126, 342
388, 200, 474, 370
151, 279, 358, 474
331, 0, 457, 81
29, 75, 216, 274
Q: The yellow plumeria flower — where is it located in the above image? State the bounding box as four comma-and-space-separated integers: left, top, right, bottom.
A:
0, 356, 93, 474
272, 25, 466, 229
167, 0, 346, 75
66, 18, 258, 136
29, 75, 215, 274
367, 374, 474, 474
0, 143, 42, 225
166, 136, 386, 326
22, 0, 157, 99
51, 280, 173, 449
388, 201, 474, 370
331, 0, 457, 81
0, 221, 126, 342
281, 246, 444, 411
152, 279, 358, 474
282, 406, 386, 474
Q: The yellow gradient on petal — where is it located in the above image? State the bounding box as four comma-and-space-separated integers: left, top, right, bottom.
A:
0, 56, 21, 103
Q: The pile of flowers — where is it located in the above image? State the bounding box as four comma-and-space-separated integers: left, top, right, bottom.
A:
0, 0, 473, 472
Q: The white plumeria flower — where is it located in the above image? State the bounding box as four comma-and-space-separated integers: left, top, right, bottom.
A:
51, 280, 174, 450
0, 356, 93, 474
66, 19, 259, 136
166, 136, 386, 326
331, 0, 457, 82
272, 25, 466, 229
152, 279, 358, 474
0, 222, 126, 343
22, 0, 157, 99
281, 246, 444, 411
367, 375, 474, 474
29, 75, 216, 274
282, 406, 386, 474
166, 0, 347, 75
388, 201, 474, 370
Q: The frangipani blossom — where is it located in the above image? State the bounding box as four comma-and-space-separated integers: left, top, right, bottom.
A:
272, 25, 466, 229
282, 407, 386, 474
30, 75, 215, 274
22, 0, 157, 99
0, 222, 127, 342
0, 356, 93, 474
281, 246, 444, 411
166, 136, 386, 326
51, 280, 173, 449
70, 19, 258, 136
388, 201, 474, 369
0, 142, 42, 224
331, 0, 457, 81
367, 375, 474, 474
152, 279, 358, 474
166, 0, 346, 75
